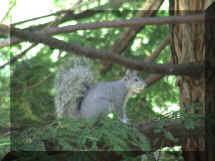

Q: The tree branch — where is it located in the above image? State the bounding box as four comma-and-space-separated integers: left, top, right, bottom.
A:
145, 74, 165, 87
12, 10, 69, 26
144, 34, 170, 62
144, 60, 172, 87
40, 14, 205, 35
0, 44, 36, 70
10, 27, 204, 77
4, 14, 204, 37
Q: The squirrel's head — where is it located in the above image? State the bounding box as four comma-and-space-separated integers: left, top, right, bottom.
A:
123, 70, 147, 93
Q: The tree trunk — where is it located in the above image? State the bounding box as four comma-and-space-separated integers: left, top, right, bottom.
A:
205, 2, 215, 161
170, 0, 208, 160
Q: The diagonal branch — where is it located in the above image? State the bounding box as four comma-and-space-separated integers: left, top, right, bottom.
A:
10, 27, 204, 77
101, 0, 164, 74
0, 44, 37, 70
144, 34, 170, 62
102, 33, 170, 74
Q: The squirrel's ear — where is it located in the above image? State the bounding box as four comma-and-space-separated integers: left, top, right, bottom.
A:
124, 70, 130, 80
124, 70, 136, 80
125, 69, 131, 76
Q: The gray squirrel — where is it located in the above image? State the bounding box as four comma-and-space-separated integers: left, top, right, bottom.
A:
54, 57, 147, 123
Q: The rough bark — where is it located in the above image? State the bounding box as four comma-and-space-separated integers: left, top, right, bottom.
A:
205, 2, 215, 161
170, 0, 207, 160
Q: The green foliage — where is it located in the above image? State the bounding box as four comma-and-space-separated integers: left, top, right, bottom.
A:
0, 136, 10, 160
10, 52, 55, 128
57, 118, 150, 151
12, 117, 151, 153
151, 104, 204, 145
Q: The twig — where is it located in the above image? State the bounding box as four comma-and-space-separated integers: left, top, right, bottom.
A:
12, 10, 69, 26
12, 0, 127, 26
145, 73, 165, 87
0, 1, 16, 23
12, 0, 97, 26
14, 73, 53, 94
70, 0, 98, 10
0, 44, 36, 70
144, 34, 170, 62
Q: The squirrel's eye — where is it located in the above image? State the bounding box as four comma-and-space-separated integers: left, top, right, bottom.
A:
134, 78, 139, 81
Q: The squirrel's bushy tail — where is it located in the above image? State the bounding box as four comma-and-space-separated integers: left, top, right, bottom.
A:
54, 57, 94, 118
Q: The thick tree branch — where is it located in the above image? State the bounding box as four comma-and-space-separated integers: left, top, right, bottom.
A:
10, 27, 204, 77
